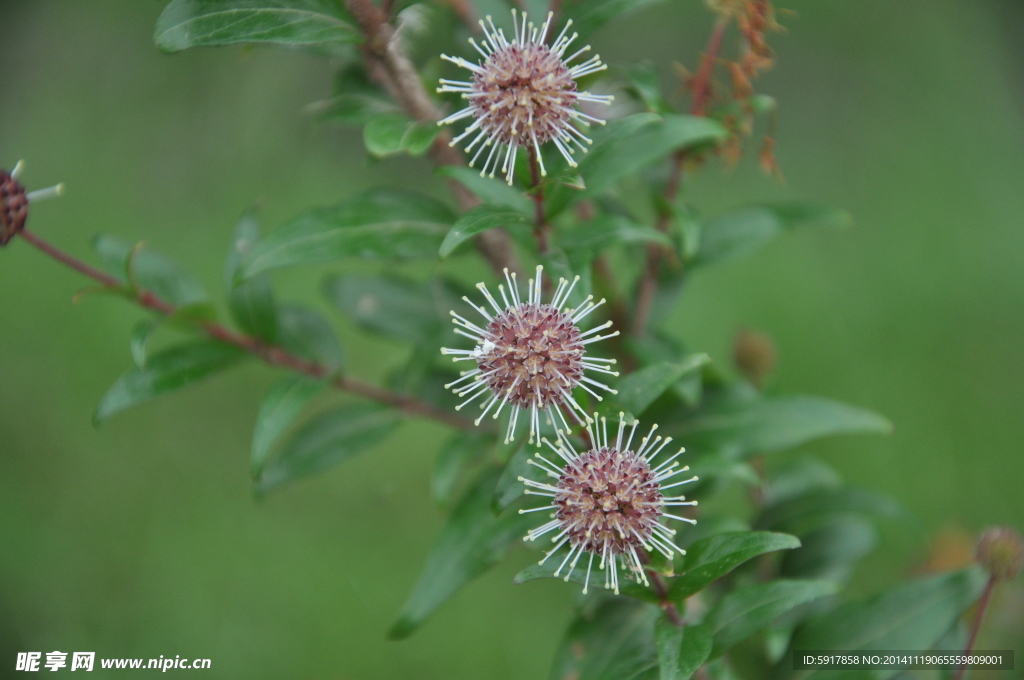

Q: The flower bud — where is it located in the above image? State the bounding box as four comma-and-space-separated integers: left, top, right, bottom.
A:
733, 327, 777, 388
0, 169, 29, 246
976, 526, 1024, 581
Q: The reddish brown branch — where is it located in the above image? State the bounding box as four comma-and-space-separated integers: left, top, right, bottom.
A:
17, 228, 474, 431
953, 575, 997, 680
527, 148, 551, 255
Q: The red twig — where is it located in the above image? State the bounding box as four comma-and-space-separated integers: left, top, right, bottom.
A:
953, 575, 997, 680
528, 147, 551, 255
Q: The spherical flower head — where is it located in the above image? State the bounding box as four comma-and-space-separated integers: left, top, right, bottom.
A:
1, 161, 65, 247
519, 414, 699, 594
441, 265, 621, 444
437, 10, 613, 184
976, 526, 1024, 582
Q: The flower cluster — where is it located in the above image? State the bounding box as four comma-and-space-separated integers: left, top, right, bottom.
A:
437, 11, 613, 184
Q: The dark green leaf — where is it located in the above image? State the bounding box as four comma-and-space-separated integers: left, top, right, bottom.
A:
311, 93, 398, 125
250, 375, 326, 478
435, 166, 533, 215
766, 458, 843, 505
439, 205, 531, 258
92, 234, 208, 307
155, 0, 358, 52
562, 0, 667, 40
129, 319, 160, 368
756, 487, 902, 535
238, 189, 454, 278
656, 619, 712, 680
432, 431, 492, 507
256, 403, 400, 494
95, 340, 245, 423
780, 515, 877, 583
668, 395, 892, 458
780, 568, 988, 680
276, 303, 343, 370
226, 207, 277, 341
615, 355, 710, 416
558, 214, 673, 255
692, 203, 853, 267
363, 113, 439, 158
549, 599, 658, 680
493, 442, 532, 512
709, 579, 838, 657
514, 560, 659, 605
389, 470, 536, 639
322, 274, 450, 344
668, 532, 802, 603
626, 61, 671, 114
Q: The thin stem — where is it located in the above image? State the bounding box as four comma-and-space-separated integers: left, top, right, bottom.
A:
17, 228, 475, 431
632, 16, 729, 339
953, 575, 998, 680
591, 256, 636, 371
528, 147, 551, 255
640, 551, 683, 627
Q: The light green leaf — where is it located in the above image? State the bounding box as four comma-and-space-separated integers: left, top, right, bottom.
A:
155, 0, 358, 52
615, 355, 710, 416
668, 532, 802, 603
276, 303, 343, 370
709, 579, 839, 657
549, 599, 658, 680
439, 205, 531, 258
93, 234, 208, 307
322, 274, 450, 344
250, 375, 326, 478
389, 470, 536, 639
435, 166, 532, 215
238, 189, 454, 279
558, 214, 673, 255
256, 403, 400, 494
432, 431, 492, 507
226, 207, 277, 341
656, 619, 712, 680
129, 319, 160, 368
669, 395, 892, 458
692, 203, 853, 267
95, 340, 245, 423
363, 113, 439, 158
781, 568, 988, 680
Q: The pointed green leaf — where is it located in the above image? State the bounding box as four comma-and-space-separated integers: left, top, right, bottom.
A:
615, 355, 710, 416
155, 0, 358, 52
432, 431, 492, 507
256, 403, 400, 494
250, 375, 326, 478
626, 62, 671, 115
669, 395, 892, 458
549, 599, 658, 680
562, 0, 667, 40
95, 340, 245, 423
692, 203, 853, 267
276, 303, 343, 370
238, 189, 454, 279
756, 487, 902, 535
668, 532, 802, 603
709, 579, 838, 657
323, 274, 449, 344
780, 568, 988, 680
493, 442, 531, 512
226, 207, 278, 341
313, 93, 398, 125
439, 205, 531, 258
363, 113, 439, 158
656, 619, 712, 680
388, 469, 536, 639
558, 214, 673, 255
129, 319, 160, 368
92, 234, 208, 307
780, 515, 877, 583
435, 166, 533, 215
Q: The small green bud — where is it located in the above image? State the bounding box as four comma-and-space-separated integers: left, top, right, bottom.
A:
976, 526, 1024, 581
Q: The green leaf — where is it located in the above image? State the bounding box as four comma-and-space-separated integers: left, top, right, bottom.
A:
756, 487, 902, 535
276, 303, 343, 370
549, 599, 658, 680
558, 214, 673, 255
780, 515, 877, 583
95, 340, 245, 423
780, 568, 988, 680
615, 355, 710, 416
708, 579, 838, 657
692, 203, 853, 267
668, 395, 892, 458
322, 274, 450, 344
626, 61, 671, 115
238, 189, 454, 279
668, 532, 802, 603
225, 207, 278, 341
388, 469, 536, 639
256, 403, 400, 494
656, 619, 712, 680
92, 235, 208, 307
439, 205, 531, 258
250, 375, 326, 478
311, 93, 398, 125
155, 0, 358, 52
363, 113, 439, 158
492, 442, 531, 512
129, 319, 160, 368
435, 166, 532, 215
562, 0, 667, 40
766, 458, 843, 505
432, 431, 492, 507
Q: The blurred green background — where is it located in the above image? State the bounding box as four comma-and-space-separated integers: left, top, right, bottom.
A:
2, 0, 1023, 677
